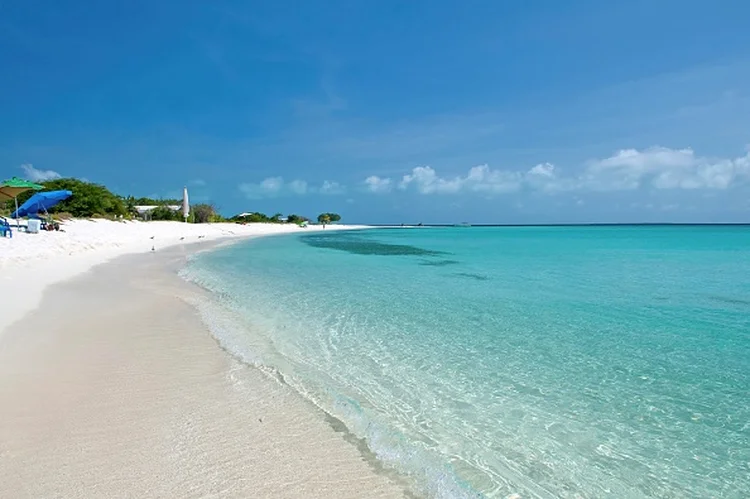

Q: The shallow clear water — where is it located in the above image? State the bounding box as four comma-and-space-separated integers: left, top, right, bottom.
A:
182, 227, 750, 498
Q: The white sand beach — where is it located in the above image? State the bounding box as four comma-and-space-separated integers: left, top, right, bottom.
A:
0, 219, 364, 334
0, 220, 408, 498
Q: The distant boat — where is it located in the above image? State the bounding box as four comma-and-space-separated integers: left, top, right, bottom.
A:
454, 222, 472, 227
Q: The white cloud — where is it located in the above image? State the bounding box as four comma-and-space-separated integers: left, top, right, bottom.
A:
369, 146, 750, 196
239, 177, 346, 198
189, 179, 207, 186
398, 165, 523, 194
465, 165, 523, 194
21, 164, 61, 182
582, 147, 750, 191
319, 180, 346, 195
527, 162, 556, 178
262, 177, 284, 191
240, 146, 750, 202
524, 162, 571, 192
365, 175, 392, 193
288, 179, 308, 195
239, 177, 286, 199
399, 166, 461, 193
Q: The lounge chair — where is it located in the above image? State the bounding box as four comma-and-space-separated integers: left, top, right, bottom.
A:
0, 217, 12, 238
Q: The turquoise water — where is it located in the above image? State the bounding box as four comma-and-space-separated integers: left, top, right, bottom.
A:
182, 227, 750, 498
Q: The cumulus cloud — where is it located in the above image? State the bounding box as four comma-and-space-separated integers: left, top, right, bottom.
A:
365, 146, 750, 196
582, 147, 750, 191
21, 164, 61, 182
240, 146, 750, 201
527, 162, 556, 178
364, 175, 392, 193
288, 179, 308, 195
399, 165, 523, 194
320, 180, 346, 195
239, 177, 345, 198
524, 162, 580, 192
239, 177, 287, 199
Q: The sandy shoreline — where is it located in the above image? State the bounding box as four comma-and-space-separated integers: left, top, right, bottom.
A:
0, 219, 367, 335
0, 238, 410, 498
0, 221, 412, 498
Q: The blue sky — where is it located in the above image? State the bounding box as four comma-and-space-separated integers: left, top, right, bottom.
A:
2, 0, 750, 223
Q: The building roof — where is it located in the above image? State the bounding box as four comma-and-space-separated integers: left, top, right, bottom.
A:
134, 205, 180, 214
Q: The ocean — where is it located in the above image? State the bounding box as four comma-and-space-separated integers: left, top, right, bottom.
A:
180, 226, 750, 498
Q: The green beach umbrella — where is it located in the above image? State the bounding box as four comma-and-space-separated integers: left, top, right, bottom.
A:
0, 177, 44, 223
0, 177, 43, 201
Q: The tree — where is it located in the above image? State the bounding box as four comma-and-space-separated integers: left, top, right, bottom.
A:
13, 178, 128, 218
126, 195, 183, 220
232, 212, 270, 223
149, 205, 181, 221
2, 175, 234, 222
124, 196, 138, 218
192, 203, 218, 224
317, 212, 341, 225
132, 196, 180, 205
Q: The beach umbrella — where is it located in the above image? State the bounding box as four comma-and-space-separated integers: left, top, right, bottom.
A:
11, 190, 72, 218
182, 186, 189, 222
0, 177, 44, 225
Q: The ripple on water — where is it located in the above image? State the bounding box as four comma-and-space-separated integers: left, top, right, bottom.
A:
183, 227, 750, 498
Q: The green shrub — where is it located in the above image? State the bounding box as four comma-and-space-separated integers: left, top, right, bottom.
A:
12, 178, 127, 218
149, 205, 181, 221
192, 203, 218, 224
232, 212, 270, 223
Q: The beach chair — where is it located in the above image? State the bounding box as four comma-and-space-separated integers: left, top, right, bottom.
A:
0, 218, 12, 238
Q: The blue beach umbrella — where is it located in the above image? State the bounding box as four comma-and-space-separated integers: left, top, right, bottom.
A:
11, 190, 72, 218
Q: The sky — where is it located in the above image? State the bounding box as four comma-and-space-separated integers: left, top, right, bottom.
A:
2, 0, 750, 224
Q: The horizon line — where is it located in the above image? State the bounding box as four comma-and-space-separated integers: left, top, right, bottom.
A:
364, 223, 750, 227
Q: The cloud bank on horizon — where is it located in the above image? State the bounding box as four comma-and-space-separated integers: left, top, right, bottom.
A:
377, 146, 750, 195
236, 145, 750, 197
239, 178, 346, 199
2, 1, 750, 222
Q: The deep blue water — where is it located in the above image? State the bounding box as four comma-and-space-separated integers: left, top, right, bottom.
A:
181, 227, 750, 498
